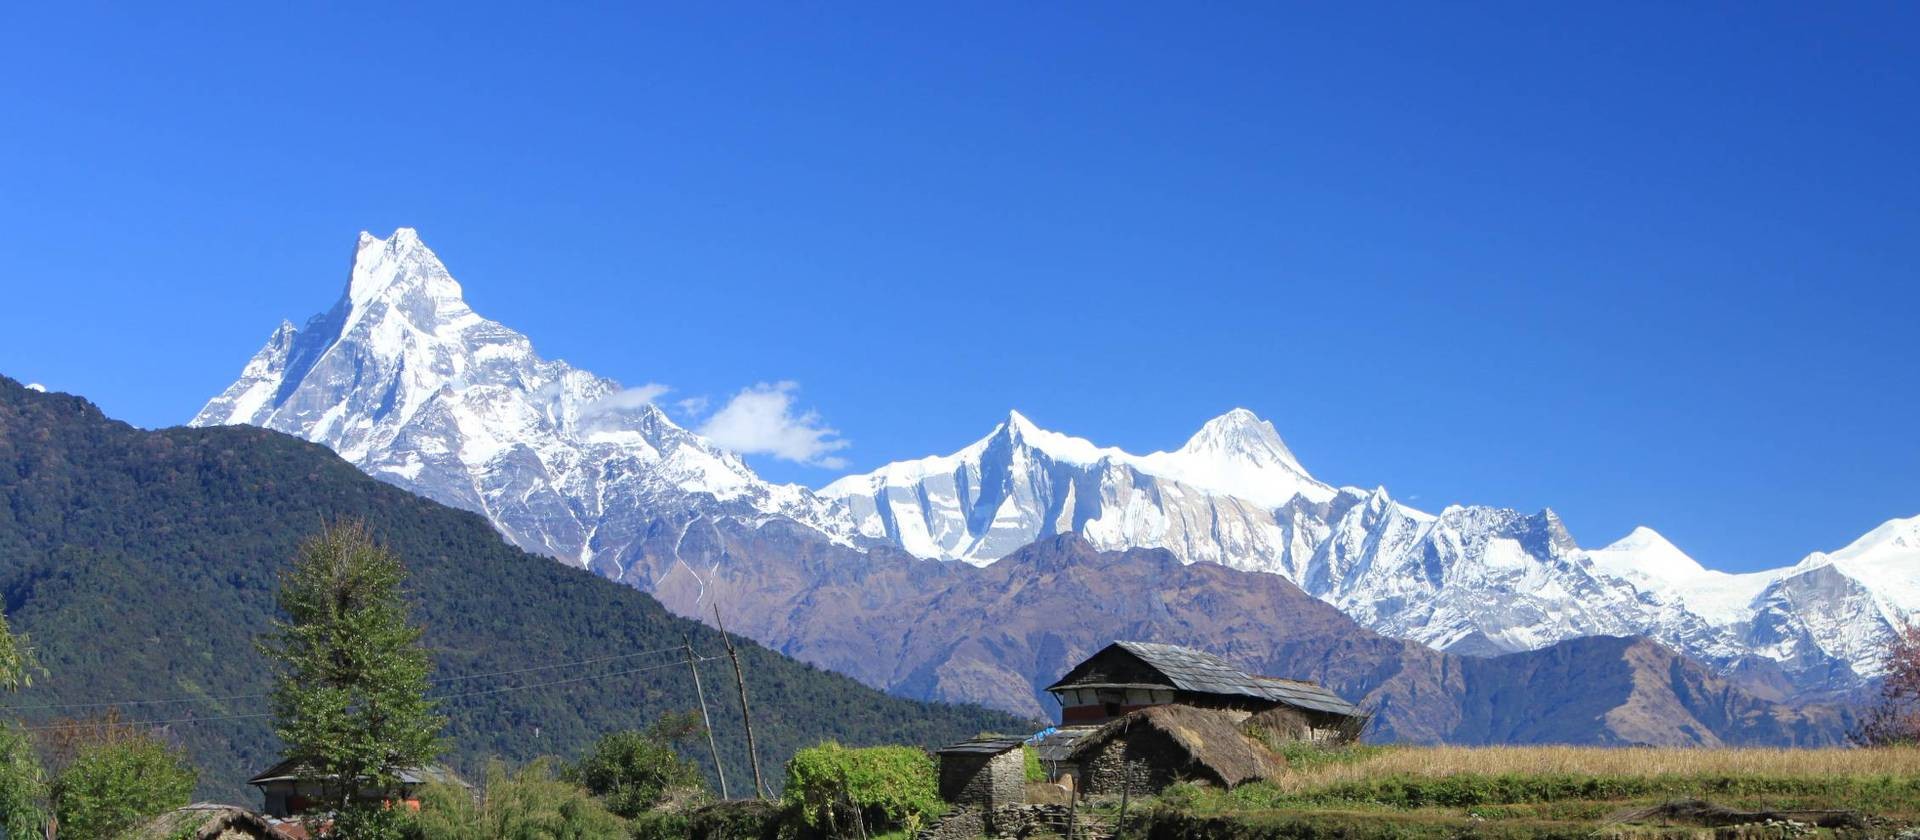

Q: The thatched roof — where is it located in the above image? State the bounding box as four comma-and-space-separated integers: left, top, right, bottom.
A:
1070, 705, 1287, 788
119, 803, 295, 840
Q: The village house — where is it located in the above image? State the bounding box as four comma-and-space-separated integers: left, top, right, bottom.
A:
248, 760, 469, 818
1045, 641, 1364, 735
1033, 641, 1367, 795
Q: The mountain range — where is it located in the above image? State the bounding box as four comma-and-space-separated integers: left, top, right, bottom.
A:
191, 228, 1912, 716
0, 376, 1021, 799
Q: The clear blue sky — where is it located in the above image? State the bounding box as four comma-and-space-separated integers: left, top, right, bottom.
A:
2, 3, 1915, 572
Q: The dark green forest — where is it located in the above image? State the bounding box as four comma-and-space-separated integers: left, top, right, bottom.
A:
0, 376, 1028, 801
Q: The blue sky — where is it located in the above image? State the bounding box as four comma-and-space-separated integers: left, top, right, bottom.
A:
1, 3, 1915, 572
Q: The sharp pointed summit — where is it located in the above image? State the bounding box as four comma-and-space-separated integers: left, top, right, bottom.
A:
193, 228, 856, 566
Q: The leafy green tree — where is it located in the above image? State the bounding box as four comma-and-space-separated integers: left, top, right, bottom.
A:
409, 759, 626, 840
50, 732, 196, 840
783, 742, 942, 835
0, 609, 40, 693
0, 609, 49, 839
259, 522, 444, 824
0, 721, 48, 840
565, 714, 708, 818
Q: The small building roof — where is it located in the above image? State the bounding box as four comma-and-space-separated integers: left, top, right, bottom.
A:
1048, 641, 1361, 718
1069, 705, 1287, 788
118, 803, 296, 840
1031, 727, 1097, 763
936, 737, 1026, 756
248, 758, 469, 788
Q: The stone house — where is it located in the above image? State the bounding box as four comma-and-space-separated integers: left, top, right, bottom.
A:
934, 737, 1026, 808
1045, 641, 1365, 738
1060, 704, 1287, 796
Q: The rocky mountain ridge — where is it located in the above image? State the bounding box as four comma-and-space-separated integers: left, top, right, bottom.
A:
193, 229, 1914, 704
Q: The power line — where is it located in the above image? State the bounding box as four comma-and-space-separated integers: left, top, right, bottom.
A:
15, 656, 724, 732
0, 644, 697, 713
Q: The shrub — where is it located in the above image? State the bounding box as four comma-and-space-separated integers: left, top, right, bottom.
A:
0, 722, 47, 840
410, 759, 627, 840
782, 743, 942, 834
50, 733, 196, 840
565, 716, 709, 818
1022, 744, 1046, 783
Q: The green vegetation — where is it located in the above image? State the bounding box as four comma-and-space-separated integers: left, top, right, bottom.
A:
0, 609, 38, 693
565, 717, 709, 818
1120, 744, 1920, 838
263, 522, 444, 822
0, 721, 47, 838
408, 758, 628, 840
1021, 743, 1045, 783
782, 742, 943, 835
50, 733, 197, 840
0, 377, 1027, 800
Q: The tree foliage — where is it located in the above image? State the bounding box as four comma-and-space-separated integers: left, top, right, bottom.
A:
565, 714, 709, 818
0, 721, 48, 840
0, 609, 38, 693
1856, 619, 1920, 746
259, 522, 444, 817
782, 742, 942, 834
50, 731, 197, 840
408, 759, 627, 840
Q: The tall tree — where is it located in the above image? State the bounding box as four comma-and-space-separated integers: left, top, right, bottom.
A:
259, 522, 444, 822
1855, 619, 1920, 746
0, 609, 48, 838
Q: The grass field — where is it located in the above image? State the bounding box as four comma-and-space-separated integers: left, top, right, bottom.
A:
1111, 745, 1920, 838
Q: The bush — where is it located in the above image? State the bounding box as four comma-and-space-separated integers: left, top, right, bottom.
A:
566, 717, 708, 818
0, 722, 47, 840
409, 759, 627, 840
782, 743, 942, 835
50, 733, 196, 840
1022, 744, 1045, 783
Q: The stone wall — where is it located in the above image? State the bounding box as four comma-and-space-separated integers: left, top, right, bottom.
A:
1079, 728, 1188, 796
938, 748, 1026, 808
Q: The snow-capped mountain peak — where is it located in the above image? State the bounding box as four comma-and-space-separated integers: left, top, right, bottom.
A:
1178, 408, 1304, 470
194, 227, 856, 565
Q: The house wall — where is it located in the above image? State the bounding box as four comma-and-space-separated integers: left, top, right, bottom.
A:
937, 749, 1025, 808
1078, 727, 1197, 796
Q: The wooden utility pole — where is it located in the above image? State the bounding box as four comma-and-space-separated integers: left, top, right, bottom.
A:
684, 633, 728, 800
713, 602, 768, 799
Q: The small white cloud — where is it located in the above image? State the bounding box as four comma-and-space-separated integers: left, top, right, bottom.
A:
580, 383, 671, 418
674, 395, 711, 417
697, 381, 849, 468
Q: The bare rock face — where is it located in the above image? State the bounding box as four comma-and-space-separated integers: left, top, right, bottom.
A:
640, 530, 1850, 746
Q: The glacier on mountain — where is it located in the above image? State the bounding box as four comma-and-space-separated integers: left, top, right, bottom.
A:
195, 228, 1916, 699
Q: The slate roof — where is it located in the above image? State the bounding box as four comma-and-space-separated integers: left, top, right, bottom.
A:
935, 737, 1025, 756
1031, 727, 1097, 764
1055, 641, 1361, 718
247, 759, 469, 788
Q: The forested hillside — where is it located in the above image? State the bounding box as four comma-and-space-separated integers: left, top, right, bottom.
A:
0, 376, 1027, 800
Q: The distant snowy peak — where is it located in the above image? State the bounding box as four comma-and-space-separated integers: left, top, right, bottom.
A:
820, 408, 1338, 566
192, 228, 855, 563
